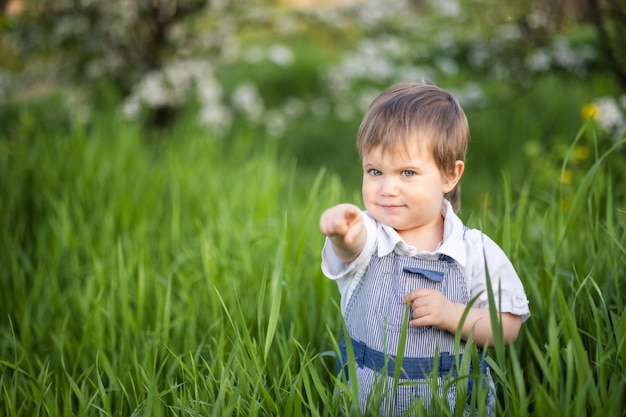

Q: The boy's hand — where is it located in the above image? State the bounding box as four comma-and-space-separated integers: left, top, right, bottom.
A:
320, 203, 363, 245
320, 203, 366, 261
402, 289, 458, 331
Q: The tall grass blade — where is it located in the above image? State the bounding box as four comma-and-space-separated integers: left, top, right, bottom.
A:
264, 227, 286, 361
559, 138, 626, 246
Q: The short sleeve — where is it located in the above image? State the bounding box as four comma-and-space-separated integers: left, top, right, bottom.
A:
466, 232, 530, 322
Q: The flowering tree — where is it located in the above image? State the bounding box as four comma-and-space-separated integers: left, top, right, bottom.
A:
1, 0, 623, 136
6, 0, 207, 90
1, 0, 217, 126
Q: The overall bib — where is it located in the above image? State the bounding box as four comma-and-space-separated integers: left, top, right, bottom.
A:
338, 250, 495, 416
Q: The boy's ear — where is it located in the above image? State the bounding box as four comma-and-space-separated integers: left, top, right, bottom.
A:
443, 160, 464, 193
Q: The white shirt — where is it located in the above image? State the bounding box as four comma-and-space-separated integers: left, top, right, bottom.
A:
321, 200, 530, 321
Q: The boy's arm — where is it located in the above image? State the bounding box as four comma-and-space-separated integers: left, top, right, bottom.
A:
320, 203, 368, 263
403, 289, 522, 346
448, 305, 522, 346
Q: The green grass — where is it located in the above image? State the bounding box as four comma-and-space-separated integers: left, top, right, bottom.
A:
1, 106, 625, 416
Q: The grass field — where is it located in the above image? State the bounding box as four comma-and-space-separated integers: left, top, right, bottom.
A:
1, 101, 625, 416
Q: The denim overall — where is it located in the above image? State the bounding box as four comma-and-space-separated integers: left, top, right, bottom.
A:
338, 250, 495, 416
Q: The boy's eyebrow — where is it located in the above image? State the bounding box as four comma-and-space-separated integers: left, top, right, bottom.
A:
399, 165, 421, 173
362, 161, 422, 172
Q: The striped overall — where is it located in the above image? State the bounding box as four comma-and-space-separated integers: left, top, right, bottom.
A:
338, 250, 495, 416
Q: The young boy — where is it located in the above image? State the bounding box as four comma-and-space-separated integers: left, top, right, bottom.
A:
320, 83, 530, 415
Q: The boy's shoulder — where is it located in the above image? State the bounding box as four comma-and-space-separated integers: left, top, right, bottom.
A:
443, 203, 493, 247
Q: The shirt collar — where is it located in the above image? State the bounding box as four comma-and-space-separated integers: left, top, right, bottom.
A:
374, 200, 468, 267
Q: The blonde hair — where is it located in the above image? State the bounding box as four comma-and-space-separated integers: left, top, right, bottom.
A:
357, 82, 469, 212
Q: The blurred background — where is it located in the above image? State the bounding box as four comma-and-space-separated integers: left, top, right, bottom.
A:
1, 0, 625, 208
1, 3, 625, 415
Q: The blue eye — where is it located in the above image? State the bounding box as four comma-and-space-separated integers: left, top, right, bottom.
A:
402, 170, 415, 177
369, 169, 382, 176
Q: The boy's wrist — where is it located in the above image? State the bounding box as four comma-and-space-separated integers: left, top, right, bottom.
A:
330, 238, 360, 263
447, 303, 465, 334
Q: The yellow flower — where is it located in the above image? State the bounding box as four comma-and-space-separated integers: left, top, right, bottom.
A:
581, 103, 599, 121
571, 146, 590, 162
559, 169, 572, 184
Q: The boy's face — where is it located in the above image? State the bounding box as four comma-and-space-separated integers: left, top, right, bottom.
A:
361, 141, 460, 236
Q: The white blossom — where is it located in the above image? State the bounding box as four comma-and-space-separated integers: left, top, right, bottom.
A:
199, 103, 232, 134
267, 44, 295, 67
451, 82, 485, 108
526, 49, 552, 72
435, 56, 459, 75
594, 97, 626, 142
429, 0, 462, 17
281, 97, 306, 118
265, 110, 287, 137
232, 82, 264, 122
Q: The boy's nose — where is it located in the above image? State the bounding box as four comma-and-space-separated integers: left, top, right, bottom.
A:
380, 177, 399, 195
